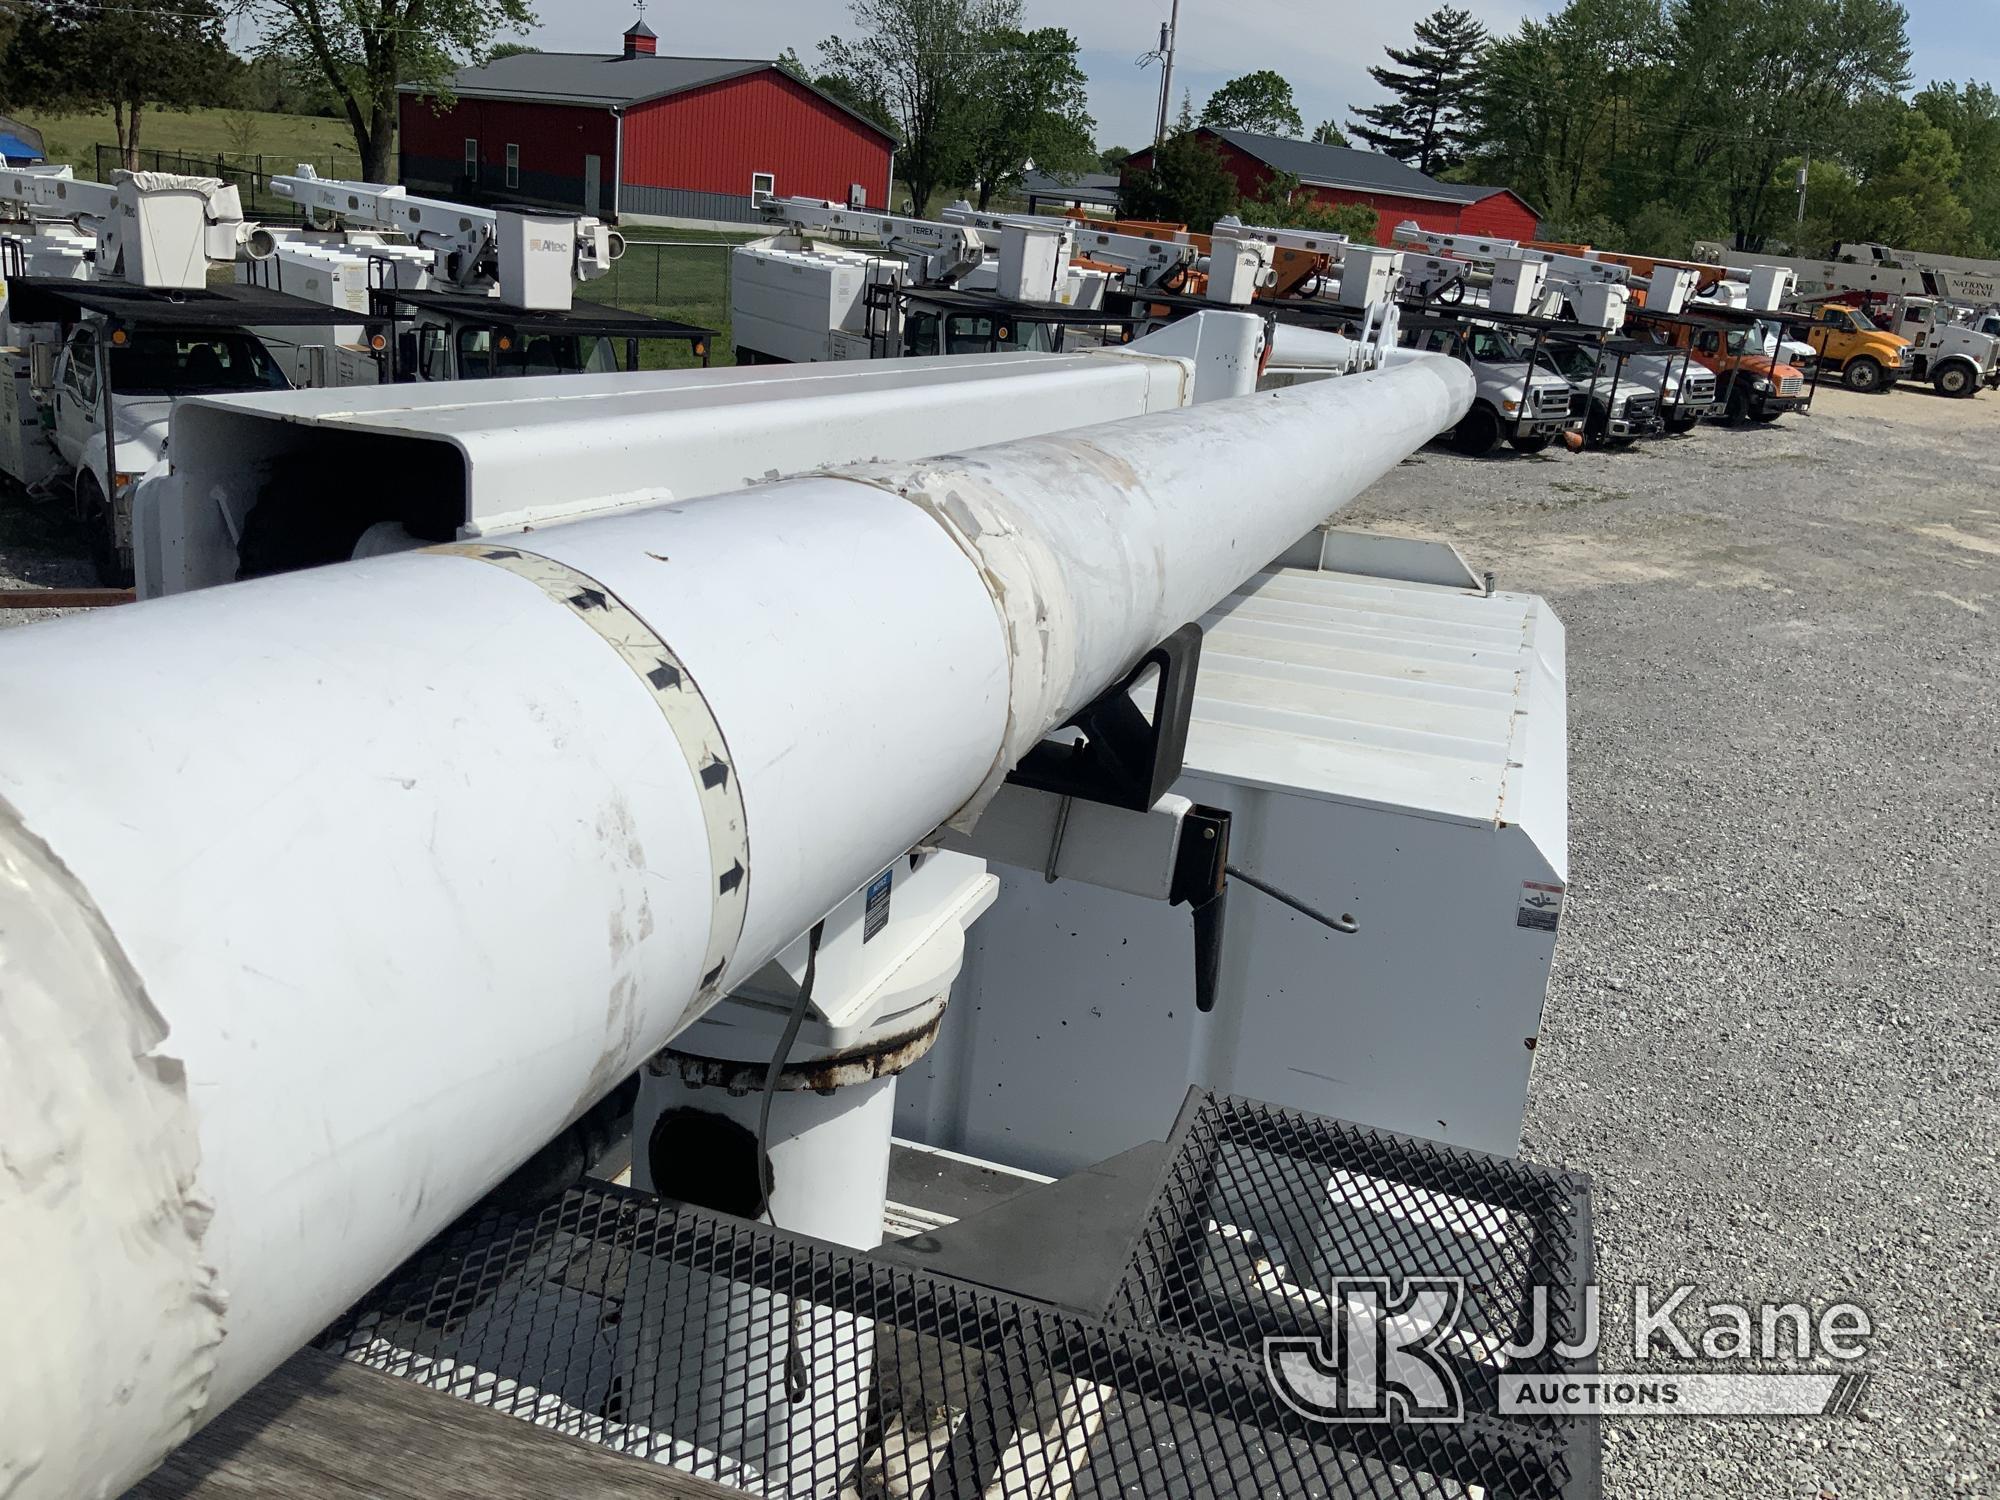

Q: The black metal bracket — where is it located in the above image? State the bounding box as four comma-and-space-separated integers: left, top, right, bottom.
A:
1170, 806, 1231, 1014
1005, 623, 1202, 813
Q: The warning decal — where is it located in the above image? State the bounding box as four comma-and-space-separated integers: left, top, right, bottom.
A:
864, 868, 893, 942
1517, 880, 1564, 932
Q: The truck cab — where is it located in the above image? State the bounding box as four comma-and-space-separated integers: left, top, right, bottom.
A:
1638, 316, 1808, 423
1802, 303, 1914, 393
1537, 340, 1665, 445
49, 320, 290, 583
1886, 297, 2000, 397
1405, 319, 1583, 455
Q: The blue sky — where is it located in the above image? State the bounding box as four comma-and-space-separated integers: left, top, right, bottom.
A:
480, 1, 1999, 152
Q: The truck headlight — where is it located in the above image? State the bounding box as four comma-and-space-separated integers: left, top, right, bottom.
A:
1752, 377, 1771, 392
113, 471, 140, 491
1502, 399, 1520, 414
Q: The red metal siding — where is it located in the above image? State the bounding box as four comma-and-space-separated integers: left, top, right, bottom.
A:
400, 97, 615, 177
621, 71, 891, 205
1120, 136, 1541, 243
1454, 191, 1541, 241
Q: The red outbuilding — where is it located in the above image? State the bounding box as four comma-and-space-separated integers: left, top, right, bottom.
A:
396, 15, 896, 225
1121, 127, 1539, 240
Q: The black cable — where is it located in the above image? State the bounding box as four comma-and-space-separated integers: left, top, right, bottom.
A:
753, 918, 825, 1408
1225, 863, 1358, 934
755, 919, 824, 1226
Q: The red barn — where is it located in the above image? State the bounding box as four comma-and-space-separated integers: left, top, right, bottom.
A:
1122, 127, 1538, 241
396, 16, 896, 226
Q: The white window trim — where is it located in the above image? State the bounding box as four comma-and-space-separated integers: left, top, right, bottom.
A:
463, 138, 479, 177
505, 143, 520, 189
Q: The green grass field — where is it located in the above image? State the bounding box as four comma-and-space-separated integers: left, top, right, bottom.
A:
594, 235, 754, 369
17, 105, 371, 178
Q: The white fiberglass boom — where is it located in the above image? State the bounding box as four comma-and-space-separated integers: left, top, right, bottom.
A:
269, 165, 621, 307
0, 354, 1471, 1500
756, 194, 988, 285
942, 202, 1200, 288
0, 164, 267, 289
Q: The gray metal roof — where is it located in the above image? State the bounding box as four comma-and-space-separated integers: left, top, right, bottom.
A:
1202, 128, 1518, 208
397, 53, 897, 142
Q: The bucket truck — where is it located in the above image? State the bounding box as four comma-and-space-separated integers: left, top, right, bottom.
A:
733, 196, 1086, 363
0, 165, 342, 583
1, 341, 1495, 1500
1393, 223, 1702, 443
260, 167, 710, 384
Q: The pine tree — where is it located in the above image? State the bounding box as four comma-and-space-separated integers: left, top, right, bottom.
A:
1348, 5, 1488, 175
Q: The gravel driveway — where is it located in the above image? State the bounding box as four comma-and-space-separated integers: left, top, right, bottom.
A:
1343, 384, 1998, 1499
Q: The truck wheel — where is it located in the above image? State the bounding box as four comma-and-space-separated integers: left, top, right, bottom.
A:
1935, 363, 1975, 398
77, 472, 134, 589
1508, 433, 1554, 454
1449, 404, 1502, 456
1842, 356, 1884, 393
1725, 385, 1753, 423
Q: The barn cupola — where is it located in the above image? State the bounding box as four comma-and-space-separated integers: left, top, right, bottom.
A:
622, 9, 657, 58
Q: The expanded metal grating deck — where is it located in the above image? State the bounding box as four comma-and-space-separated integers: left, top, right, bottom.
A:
315, 1090, 1597, 1498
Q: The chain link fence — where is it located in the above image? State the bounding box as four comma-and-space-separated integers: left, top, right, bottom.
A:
584, 239, 739, 369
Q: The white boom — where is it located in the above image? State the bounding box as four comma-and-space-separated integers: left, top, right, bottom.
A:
0, 354, 1473, 1500
942, 202, 1203, 289
269, 166, 622, 310
0, 164, 268, 289
756, 195, 989, 286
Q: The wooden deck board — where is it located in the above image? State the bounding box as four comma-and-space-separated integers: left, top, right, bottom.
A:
129, 1348, 746, 1499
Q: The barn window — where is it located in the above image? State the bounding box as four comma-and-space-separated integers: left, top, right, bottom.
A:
463, 138, 478, 180
505, 143, 520, 189
750, 171, 775, 204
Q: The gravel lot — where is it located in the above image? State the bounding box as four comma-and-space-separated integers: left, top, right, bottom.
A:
1343, 384, 1998, 1499
2, 384, 1992, 1498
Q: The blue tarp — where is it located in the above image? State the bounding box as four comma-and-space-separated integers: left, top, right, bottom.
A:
0, 115, 47, 163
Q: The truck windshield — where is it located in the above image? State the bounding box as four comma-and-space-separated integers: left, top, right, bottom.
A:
1844, 307, 1881, 331
110, 332, 292, 396
457, 329, 623, 378
1464, 327, 1525, 364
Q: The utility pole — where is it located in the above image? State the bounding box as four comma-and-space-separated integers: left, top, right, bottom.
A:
1153, 0, 1181, 148
1795, 147, 1810, 232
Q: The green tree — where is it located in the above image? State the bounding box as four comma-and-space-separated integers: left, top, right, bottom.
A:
1311, 119, 1350, 147
821, 0, 1019, 215
248, 0, 537, 183
1238, 172, 1380, 240
1349, 6, 1489, 174
486, 42, 540, 61
777, 47, 810, 81
1121, 99, 1238, 230
1200, 70, 1305, 138
1462, 0, 1658, 232
4, 0, 238, 166
1645, 0, 1910, 249
1100, 145, 1132, 172
963, 27, 1095, 208
1914, 81, 2000, 253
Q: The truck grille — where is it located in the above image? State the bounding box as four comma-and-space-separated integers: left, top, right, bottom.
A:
1625, 395, 1659, 421
1533, 387, 1571, 417
1777, 374, 1803, 397
1686, 373, 1717, 403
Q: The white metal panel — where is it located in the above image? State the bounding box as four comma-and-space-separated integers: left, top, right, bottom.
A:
895, 567, 1567, 1174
